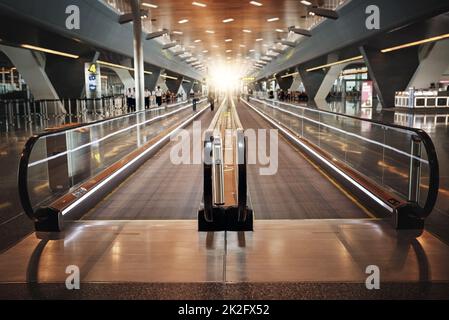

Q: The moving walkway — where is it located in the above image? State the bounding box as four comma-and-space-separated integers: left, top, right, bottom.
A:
241, 96, 439, 230
18, 98, 211, 230
1, 93, 446, 299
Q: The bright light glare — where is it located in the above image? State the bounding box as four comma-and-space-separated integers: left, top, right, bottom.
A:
209, 63, 244, 92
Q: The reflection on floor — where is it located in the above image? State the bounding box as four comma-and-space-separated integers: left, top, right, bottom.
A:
0, 219, 448, 299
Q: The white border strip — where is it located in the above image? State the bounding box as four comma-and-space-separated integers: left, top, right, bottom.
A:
61, 104, 210, 216
241, 98, 394, 213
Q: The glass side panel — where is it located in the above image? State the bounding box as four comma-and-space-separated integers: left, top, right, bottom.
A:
249, 97, 431, 204
25, 99, 207, 209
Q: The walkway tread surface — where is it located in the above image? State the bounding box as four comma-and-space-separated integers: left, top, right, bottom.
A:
82, 109, 216, 220
236, 100, 369, 219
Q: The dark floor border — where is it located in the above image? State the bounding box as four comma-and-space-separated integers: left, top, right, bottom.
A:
1, 282, 448, 300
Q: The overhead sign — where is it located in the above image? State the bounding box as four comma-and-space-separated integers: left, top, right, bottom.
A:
84, 62, 102, 99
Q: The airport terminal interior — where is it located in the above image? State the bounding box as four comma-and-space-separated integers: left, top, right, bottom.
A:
0, 0, 449, 301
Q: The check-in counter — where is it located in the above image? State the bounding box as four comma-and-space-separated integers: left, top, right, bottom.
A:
395, 90, 449, 108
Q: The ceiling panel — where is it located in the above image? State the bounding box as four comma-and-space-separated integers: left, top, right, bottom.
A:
106, 0, 347, 73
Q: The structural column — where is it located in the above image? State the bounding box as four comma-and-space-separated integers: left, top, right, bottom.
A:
130, 0, 145, 111
314, 62, 352, 103
298, 56, 330, 105
181, 78, 194, 96
360, 45, 420, 108
275, 68, 296, 91
0, 45, 63, 113
165, 72, 183, 94
408, 39, 449, 89
144, 65, 161, 92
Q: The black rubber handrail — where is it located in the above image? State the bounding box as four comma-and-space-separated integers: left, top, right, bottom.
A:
17, 98, 204, 222
250, 96, 439, 219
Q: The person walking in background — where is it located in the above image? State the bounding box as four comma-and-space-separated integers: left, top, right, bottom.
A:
144, 88, 150, 109
151, 89, 156, 107
126, 88, 133, 113
131, 88, 136, 112
208, 91, 215, 112
155, 86, 163, 107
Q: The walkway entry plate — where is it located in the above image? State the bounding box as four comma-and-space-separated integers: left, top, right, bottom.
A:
198, 207, 254, 232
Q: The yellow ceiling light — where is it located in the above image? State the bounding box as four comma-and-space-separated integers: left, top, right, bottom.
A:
381, 33, 449, 53
97, 60, 153, 74
21, 44, 79, 59
192, 2, 207, 7
306, 56, 363, 72
250, 1, 263, 6
142, 3, 158, 9
161, 74, 178, 80
281, 72, 299, 78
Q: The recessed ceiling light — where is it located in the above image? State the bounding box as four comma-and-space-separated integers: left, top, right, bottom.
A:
172, 31, 183, 35
240, 44, 246, 47
178, 19, 189, 24
203, 50, 209, 53
225, 39, 233, 42
300, 0, 312, 5
142, 3, 158, 9
243, 29, 252, 33
223, 18, 234, 23
256, 38, 263, 42
205, 30, 215, 34
276, 29, 284, 33
194, 39, 202, 43
212, 45, 219, 48
309, 12, 316, 16
189, 45, 196, 48
249, 1, 263, 6
226, 49, 232, 52
267, 17, 279, 22
192, 1, 207, 7
249, 49, 255, 52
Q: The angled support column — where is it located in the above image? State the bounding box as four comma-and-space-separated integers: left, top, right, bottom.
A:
289, 73, 302, 91
193, 81, 202, 94
298, 57, 329, 104
182, 78, 194, 96
0, 45, 64, 113
110, 67, 135, 90
314, 62, 352, 104
360, 45, 420, 108
165, 71, 183, 93
276, 69, 295, 91
408, 39, 449, 89
144, 66, 161, 91
156, 71, 169, 91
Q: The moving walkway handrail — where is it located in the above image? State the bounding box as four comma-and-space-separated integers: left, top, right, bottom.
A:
18, 98, 205, 223
249, 96, 439, 220
230, 99, 248, 222
202, 97, 250, 223
203, 97, 228, 222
